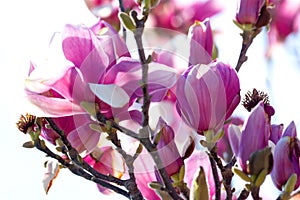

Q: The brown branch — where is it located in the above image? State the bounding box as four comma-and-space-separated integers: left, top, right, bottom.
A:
208, 152, 221, 200
140, 138, 183, 200
106, 127, 144, 200
96, 112, 140, 140
33, 138, 130, 198
235, 29, 261, 72
131, 10, 151, 128
238, 188, 250, 200
210, 146, 236, 200
45, 117, 125, 186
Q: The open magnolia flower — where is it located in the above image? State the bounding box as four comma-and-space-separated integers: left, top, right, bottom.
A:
25, 19, 178, 119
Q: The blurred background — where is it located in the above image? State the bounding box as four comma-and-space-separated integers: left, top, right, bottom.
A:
0, 0, 299, 199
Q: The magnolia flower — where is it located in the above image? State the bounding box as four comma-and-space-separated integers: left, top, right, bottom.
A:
176, 61, 240, 135
271, 121, 300, 190
236, 0, 265, 25
25, 19, 178, 154
154, 117, 183, 176
267, 0, 300, 55
25, 19, 177, 120
185, 150, 227, 199
84, 146, 125, 194
229, 102, 270, 173
150, 0, 223, 33
188, 19, 213, 66
217, 117, 243, 163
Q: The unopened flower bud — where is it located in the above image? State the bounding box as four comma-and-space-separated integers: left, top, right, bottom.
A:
155, 117, 183, 176
271, 122, 300, 190
236, 0, 265, 26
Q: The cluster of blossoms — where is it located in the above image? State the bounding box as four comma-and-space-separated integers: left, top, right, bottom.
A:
17, 0, 300, 199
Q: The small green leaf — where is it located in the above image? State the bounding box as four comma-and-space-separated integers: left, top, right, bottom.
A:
284, 173, 297, 194
153, 129, 162, 146
135, 143, 143, 154
118, 12, 136, 31
233, 168, 251, 182
179, 165, 185, 182
89, 124, 104, 133
254, 169, 268, 187
190, 166, 209, 200
200, 140, 208, 148
149, 182, 173, 200
22, 141, 35, 148
149, 181, 163, 190
212, 130, 224, 143
80, 101, 97, 117
249, 147, 273, 176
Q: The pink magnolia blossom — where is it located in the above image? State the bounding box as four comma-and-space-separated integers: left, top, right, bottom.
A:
236, 0, 265, 25
25, 19, 178, 154
151, 0, 223, 33
84, 146, 125, 194
26, 19, 177, 120
271, 121, 300, 190
154, 117, 183, 176
188, 19, 213, 66
217, 117, 243, 163
176, 61, 240, 135
229, 102, 270, 173
267, 0, 300, 55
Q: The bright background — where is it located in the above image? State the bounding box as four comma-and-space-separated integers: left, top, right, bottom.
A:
0, 0, 299, 199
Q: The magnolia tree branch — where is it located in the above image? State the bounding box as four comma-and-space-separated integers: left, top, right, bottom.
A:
96, 110, 183, 199
96, 112, 140, 140
118, 0, 127, 40
208, 152, 221, 200
140, 137, 184, 200
131, 10, 151, 128
45, 118, 125, 186
238, 189, 250, 200
235, 29, 261, 72
118, 0, 125, 12
210, 146, 236, 200
33, 136, 130, 198
106, 127, 144, 200
129, 10, 183, 199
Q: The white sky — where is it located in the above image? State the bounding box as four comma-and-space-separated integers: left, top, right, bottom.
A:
0, 0, 299, 199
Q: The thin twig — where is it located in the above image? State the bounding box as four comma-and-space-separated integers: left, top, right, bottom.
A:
106, 127, 144, 200
235, 29, 260, 72
251, 185, 261, 200
118, 0, 127, 41
208, 152, 221, 200
96, 112, 140, 140
238, 188, 250, 200
34, 138, 130, 198
140, 138, 183, 200
45, 117, 125, 186
131, 10, 151, 128
210, 146, 236, 200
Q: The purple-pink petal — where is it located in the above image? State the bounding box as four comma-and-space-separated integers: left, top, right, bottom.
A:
67, 122, 101, 154
238, 102, 269, 172
188, 19, 213, 65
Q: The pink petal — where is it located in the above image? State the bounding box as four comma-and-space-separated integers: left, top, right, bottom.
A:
67, 123, 101, 154
25, 93, 84, 117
